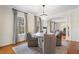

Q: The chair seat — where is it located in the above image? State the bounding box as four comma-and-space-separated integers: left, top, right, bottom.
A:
27, 33, 38, 47
28, 38, 38, 47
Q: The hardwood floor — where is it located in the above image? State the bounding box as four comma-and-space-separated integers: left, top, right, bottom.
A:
67, 41, 79, 54
0, 41, 26, 54
0, 39, 79, 54
0, 45, 15, 54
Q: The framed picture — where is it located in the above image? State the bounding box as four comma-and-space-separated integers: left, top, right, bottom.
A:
43, 27, 47, 29
35, 16, 42, 32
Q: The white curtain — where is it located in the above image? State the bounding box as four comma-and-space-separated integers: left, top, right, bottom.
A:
12, 8, 18, 44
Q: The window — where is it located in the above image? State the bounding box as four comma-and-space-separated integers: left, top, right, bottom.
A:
16, 17, 24, 34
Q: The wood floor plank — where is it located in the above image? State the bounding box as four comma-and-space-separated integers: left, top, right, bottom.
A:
0, 41, 26, 54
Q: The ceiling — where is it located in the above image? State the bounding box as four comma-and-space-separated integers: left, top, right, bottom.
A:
10, 5, 79, 19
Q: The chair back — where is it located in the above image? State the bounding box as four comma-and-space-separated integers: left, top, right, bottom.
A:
27, 33, 32, 40
44, 34, 56, 54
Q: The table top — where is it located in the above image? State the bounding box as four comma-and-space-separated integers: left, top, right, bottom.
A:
32, 32, 44, 38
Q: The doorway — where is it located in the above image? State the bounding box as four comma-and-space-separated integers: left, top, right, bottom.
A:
51, 16, 71, 45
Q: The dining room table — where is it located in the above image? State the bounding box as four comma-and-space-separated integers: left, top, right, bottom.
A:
32, 32, 44, 53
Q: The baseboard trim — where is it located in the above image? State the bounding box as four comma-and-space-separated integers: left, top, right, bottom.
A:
0, 40, 27, 48
0, 43, 13, 48
71, 39, 79, 42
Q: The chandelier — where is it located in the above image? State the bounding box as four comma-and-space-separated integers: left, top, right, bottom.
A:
40, 5, 48, 20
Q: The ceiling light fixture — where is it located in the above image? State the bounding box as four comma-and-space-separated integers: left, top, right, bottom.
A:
40, 5, 48, 20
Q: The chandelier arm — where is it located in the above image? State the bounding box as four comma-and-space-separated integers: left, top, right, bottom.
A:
43, 5, 45, 14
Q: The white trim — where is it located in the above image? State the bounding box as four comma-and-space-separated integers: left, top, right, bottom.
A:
71, 39, 79, 42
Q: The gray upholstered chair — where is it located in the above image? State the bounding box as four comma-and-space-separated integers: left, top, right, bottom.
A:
27, 33, 38, 47
56, 31, 62, 46
44, 34, 56, 54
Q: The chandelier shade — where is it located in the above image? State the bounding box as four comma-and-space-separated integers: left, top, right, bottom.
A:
40, 5, 48, 20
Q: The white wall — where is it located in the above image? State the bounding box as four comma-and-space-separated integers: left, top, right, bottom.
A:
47, 20, 50, 33
0, 6, 13, 47
70, 8, 79, 41
0, 6, 36, 47
27, 13, 35, 34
